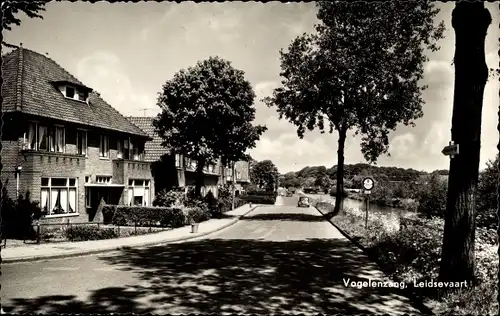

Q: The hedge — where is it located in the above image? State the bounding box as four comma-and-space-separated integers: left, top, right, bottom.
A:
102, 205, 211, 227
238, 195, 276, 205
246, 190, 277, 197
65, 226, 118, 241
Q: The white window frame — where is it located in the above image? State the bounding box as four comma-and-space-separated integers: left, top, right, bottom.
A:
99, 135, 109, 158
96, 176, 112, 184
65, 86, 76, 99
41, 177, 78, 217
76, 129, 88, 156
127, 179, 151, 207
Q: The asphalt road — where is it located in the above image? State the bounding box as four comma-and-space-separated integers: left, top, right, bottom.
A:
2, 195, 421, 315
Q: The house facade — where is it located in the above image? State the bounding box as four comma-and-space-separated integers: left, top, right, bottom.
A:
220, 160, 251, 195
1, 46, 155, 223
127, 116, 251, 198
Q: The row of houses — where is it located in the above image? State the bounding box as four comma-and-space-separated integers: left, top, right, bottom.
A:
1, 46, 250, 224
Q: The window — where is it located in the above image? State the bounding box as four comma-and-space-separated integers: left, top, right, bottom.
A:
25, 122, 66, 153
175, 154, 181, 167
77, 130, 87, 156
123, 139, 130, 159
236, 171, 242, 180
38, 125, 48, 151
54, 126, 65, 153
66, 86, 75, 98
99, 135, 109, 158
96, 176, 111, 184
77, 91, 86, 102
128, 179, 151, 206
26, 122, 37, 150
190, 159, 197, 170
117, 140, 123, 159
208, 164, 215, 173
129, 139, 140, 161
40, 177, 78, 216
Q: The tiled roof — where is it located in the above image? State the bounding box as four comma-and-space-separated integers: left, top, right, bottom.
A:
127, 116, 168, 162
1, 47, 148, 137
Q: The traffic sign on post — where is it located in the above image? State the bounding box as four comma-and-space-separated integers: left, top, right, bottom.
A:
362, 177, 374, 191
442, 141, 459, 158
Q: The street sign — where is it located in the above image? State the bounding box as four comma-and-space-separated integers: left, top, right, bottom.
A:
362, 177, 374, 191
442, 141, 459, 158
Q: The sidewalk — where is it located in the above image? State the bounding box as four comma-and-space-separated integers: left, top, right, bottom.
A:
1, 204, 257, 264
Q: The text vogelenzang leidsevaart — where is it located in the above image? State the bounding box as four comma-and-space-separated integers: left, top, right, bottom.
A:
343, 278, 469, 290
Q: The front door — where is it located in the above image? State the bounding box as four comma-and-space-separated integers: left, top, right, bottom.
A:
87, 188, 110, 222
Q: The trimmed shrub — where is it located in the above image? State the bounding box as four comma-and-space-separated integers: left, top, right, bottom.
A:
110, 206, 188, 228
153, 188, 185, 207
238, 194, 275, 204
65, 225, 118, 241
186, 206, 211, 223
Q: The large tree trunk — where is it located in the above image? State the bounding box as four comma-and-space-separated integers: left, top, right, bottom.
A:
332, 127, 347, 217
439, 2, 491, 284
194, 158, 206, 197
497, 92, 500, 313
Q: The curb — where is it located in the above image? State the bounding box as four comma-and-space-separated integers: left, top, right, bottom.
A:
2, 205, 259, 264
312, 203, 435, 316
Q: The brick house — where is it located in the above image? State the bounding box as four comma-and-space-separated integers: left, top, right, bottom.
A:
1, 46, 155, 223
127, 116, 251, 198
220, 160, 251, 196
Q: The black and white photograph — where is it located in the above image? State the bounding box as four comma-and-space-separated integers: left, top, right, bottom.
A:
1, 1, 499, 314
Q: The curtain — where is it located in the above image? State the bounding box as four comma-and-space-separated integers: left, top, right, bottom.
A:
49, 128, 55, 152
28, 123, 36, 149
41, 189, 49, 213
60, 189, 68, 213
117, 140, 122, 159
51, 189, 59, 214
68, 188, 76, 213
128, 188, 133, 206
56, 127, 63, 152
144, 188, 150, 207
38, 126, 47, 150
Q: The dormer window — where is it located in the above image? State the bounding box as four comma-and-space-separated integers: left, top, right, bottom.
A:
66, 86, 75, 98
61, 85, 88, 103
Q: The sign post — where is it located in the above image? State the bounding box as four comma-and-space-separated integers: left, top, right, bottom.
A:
362, 177, 374, 230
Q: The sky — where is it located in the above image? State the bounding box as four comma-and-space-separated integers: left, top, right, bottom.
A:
3, 2, 499, 174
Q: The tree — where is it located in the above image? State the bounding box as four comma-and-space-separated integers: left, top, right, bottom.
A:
476, 155, 497, 228
439, 2, 492, 285
250, 160, 279, 191
2, 1, 50, 47
264, 1, 445, 216
154, 56, 267, 197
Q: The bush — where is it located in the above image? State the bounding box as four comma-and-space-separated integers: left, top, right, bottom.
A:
417, 174, 447, 218
1, 181, 43, 240
153, 188, 185, 207
239, 194, 275, 204
108, 205, 188, 228
186, 206, 211, 223
65, 225, 118, 241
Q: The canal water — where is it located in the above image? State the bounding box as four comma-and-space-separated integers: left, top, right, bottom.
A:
307, 193, 415, 231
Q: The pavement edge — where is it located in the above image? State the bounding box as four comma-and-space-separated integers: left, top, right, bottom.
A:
2, 205, 259, 264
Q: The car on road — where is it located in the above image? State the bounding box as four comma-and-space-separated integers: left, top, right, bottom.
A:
286, 191, 293, 197
297, 196, 310, 208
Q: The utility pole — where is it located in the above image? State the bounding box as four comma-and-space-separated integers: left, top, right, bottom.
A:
439, 2, 491, 284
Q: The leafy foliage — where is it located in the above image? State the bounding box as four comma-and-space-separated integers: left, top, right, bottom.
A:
476, 155, 498, 228
417, 173, 448, 218
265, 1, 444, 213
153, 56, 266, 196
65, 226, 117, 242
250, 160, 279, 191
2, 1, 50, 31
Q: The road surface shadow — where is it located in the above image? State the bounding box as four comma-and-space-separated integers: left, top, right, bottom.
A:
241, 212, 325, 222
4, 238, 422, 314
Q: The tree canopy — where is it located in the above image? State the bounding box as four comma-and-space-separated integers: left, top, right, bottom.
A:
153, 56, 267, 196
2, 0, 50, 47
250, 160, 280, 191
264, 1, 444, 214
